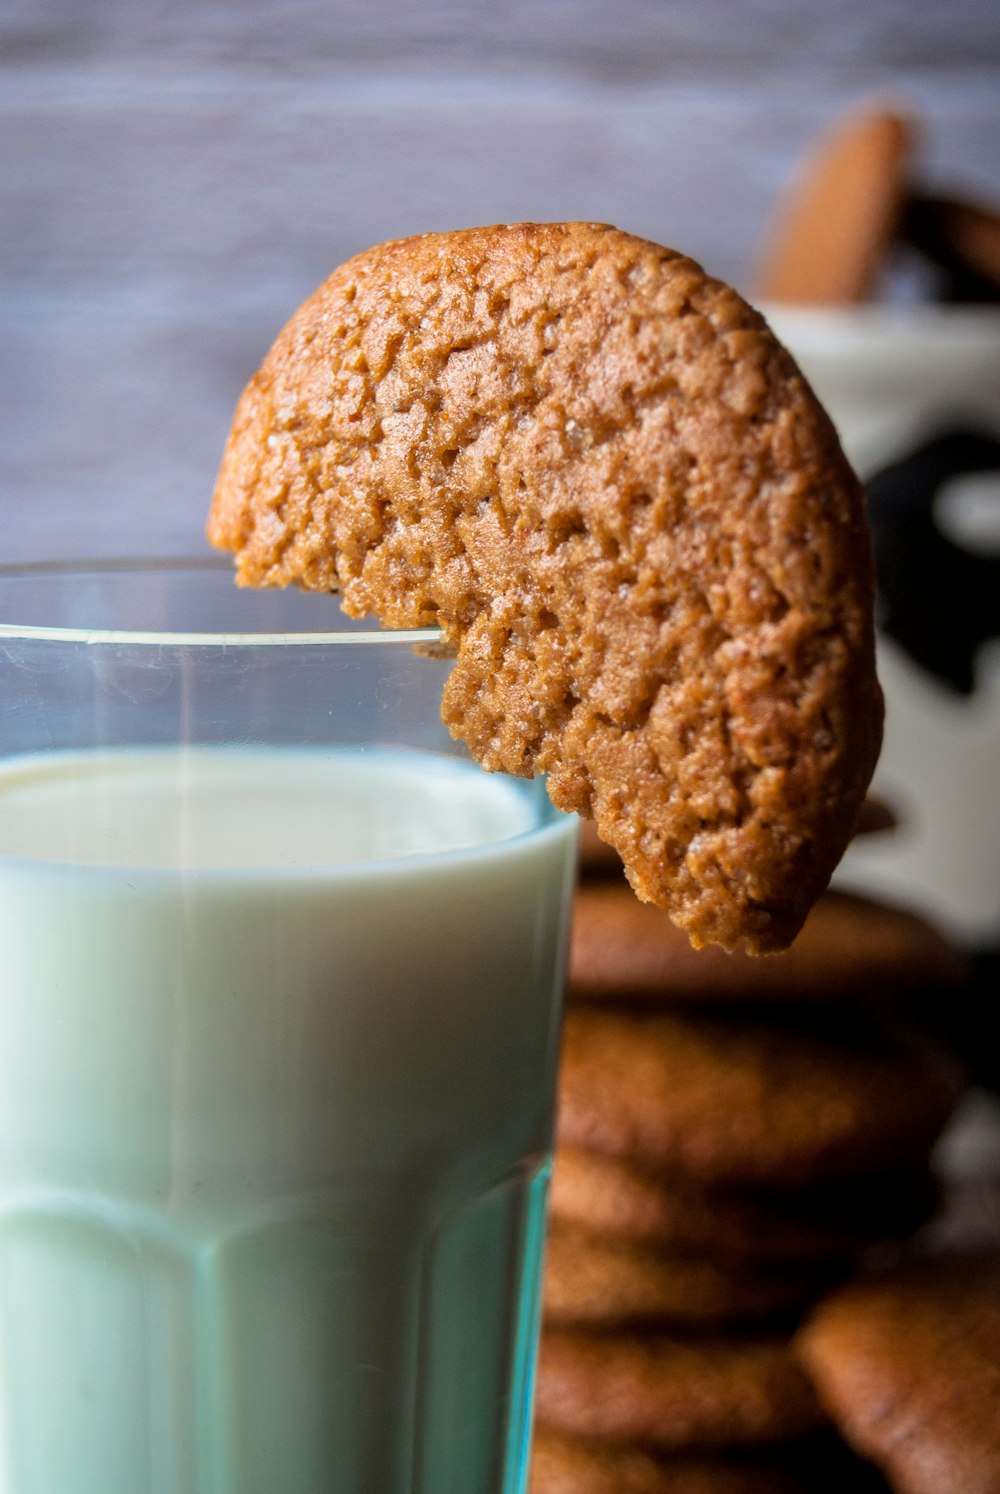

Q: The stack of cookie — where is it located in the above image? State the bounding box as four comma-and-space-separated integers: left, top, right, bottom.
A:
531, 827, 968, 1492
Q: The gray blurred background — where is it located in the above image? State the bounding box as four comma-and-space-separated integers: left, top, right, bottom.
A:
3, 0, 1000, 562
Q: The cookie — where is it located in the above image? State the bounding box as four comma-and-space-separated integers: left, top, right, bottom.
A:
531, 1428, 811, 1494
796, 1251, 1000, 1494
568, 886, 967, 1003
557, 1006, 963, 1185
549, 1147, 939, 1263
209, 222, 882, 954
530, 1429, 891, 1494
535, 1328, 824, 1449
756, 109, 913, 304
542, 1223, 834, 1328
578, 796, 898, 878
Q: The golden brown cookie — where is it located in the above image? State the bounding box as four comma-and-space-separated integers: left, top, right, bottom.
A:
568, 886, 967, 1003
549, 1147, 939, 1264
209, 222, 882, 954
756, 109, 913, 304
796, 1251, 1000, 1494
536, 1328, 824, 1449
542, 1223, 833, 1328
530, 1428, 811, 1494
557, 1006, 963, 1185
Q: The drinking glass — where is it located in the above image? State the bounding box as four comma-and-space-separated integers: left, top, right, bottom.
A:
0, 559, 577, 1494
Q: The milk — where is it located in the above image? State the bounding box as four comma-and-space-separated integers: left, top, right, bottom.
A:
0, 747, 576, 1494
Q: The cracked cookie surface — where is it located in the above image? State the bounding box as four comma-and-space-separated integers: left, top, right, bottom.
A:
209, 222, 882, 951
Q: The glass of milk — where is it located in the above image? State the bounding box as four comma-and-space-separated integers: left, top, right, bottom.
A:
0, 560, 578, 1494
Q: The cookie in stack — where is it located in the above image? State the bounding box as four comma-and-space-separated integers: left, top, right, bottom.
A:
795, 1249, 1000, 1494
531, 828, 968, 1492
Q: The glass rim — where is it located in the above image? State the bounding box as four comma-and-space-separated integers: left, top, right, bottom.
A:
0, 557, 443, 649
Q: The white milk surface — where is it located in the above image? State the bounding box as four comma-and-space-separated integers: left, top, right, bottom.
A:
0, 747, 576, 1494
